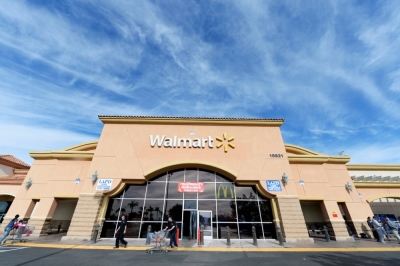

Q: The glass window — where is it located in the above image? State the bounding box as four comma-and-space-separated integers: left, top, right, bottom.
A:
166, 182, 183, 199
164, 200, 183, 222
235, 186, 257, 200
184, 200, 197, 209
216, 183, 235, 199
149, 173, 167, 182
217, 200, 236, 222
100, 222, 117, 238
238, 223, 262, 239
185, 168, 197, 182
142, 200, 164, 221
140, 222, 163, 238
217, 223, 239, 239
183, 192, 197, 199
262, 223, 276, 239
198, 170, 215, 182
124, 184, 147, 199
120, 199, 144, 221
168, 169, 185, 182
146, 182, 166, 198
198, 200, 216, 216
125, 222, 140, 238
216, 173, 231, 182
259, 200, 273, 222
198, 183, 215, 199
105, 199, 122, 221
236, 201, 261, 222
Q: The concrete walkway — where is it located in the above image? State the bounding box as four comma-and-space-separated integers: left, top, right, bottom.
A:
5, 233, 400, 252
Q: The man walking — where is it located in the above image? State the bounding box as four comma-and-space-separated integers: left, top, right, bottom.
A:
0, 214, 19, 245
164, 216, 178, 248
367, 216, 379, 241
386, 216, 400, 244
372, 216, 386, 243
113, 215, 128, 249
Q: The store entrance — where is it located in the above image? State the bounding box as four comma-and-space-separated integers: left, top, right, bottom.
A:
182, 210, 197, 240
198, 210, 212, 239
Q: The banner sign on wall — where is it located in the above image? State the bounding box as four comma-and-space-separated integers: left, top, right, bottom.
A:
96, 179, 113, 190
266, 180, 282, 192
178, 182, 204, 193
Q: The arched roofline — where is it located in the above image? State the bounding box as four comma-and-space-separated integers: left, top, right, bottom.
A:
366, 194, 400, 203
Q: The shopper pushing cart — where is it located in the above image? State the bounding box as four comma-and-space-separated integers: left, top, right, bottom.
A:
0, 214, 19, 245
146, 229, 169, 254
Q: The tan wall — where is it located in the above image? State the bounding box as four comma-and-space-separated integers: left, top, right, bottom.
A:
0, 164, 14, 177
300, 202, 325, 223
52, 200, 77, 220
0, 184, 20, 197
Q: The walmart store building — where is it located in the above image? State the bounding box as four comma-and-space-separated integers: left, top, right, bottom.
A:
1, 116, 400, 242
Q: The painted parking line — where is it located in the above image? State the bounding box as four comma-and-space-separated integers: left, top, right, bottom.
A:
0, 246, 28, 253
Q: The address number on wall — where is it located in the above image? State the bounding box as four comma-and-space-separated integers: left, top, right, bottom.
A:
270, 154, 284, 158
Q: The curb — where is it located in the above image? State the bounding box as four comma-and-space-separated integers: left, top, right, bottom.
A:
8, 243, 400, 252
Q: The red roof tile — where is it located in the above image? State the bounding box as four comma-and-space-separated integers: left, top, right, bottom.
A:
0, 155, 30, 168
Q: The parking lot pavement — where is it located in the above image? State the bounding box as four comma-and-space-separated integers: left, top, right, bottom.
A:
0, 246, 28, 253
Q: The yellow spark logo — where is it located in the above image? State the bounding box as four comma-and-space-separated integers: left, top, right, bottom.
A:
216, 133, 235, 153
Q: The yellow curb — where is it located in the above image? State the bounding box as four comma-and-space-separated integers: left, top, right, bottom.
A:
8, 243, 400, 252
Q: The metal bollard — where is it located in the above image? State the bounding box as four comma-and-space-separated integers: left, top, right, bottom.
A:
323, 226, 330, 242
199, 225, 204, 246
276, 226, 284, 246
91, 224, 100, 244
252, 226, 258, 246
145, 225, 152, 245
226, 226, 231, 246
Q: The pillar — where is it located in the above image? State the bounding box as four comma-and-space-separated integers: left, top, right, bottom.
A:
320, 200, 353, 241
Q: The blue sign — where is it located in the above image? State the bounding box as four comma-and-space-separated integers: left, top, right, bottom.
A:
266, 180, 282, 192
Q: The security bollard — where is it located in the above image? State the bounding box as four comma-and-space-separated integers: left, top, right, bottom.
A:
252, 226, 258, 246
91, 224, 100, 244
323, 226, 330, 242
145, 225, 152, 245
226, 226, 231, 246
199, 225, 204, 246
276, 226, 284, 246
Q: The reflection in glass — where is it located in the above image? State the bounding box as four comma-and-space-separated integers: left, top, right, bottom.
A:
218, 223, 239, 239
184, 200, 196, 209
168, 169, 185, 182
140, 222, 163, 238
125, 223, 140, 238
236, 201, 261, 222
120, 199, 144, 221
198, 170, 215, 182
262, 223, 276, 239
259, 200, 273, 222
164, 200, 183, 221
198, 183, 215, 199
143, 200, 164, 221
166, 182, 183, 199
149, 173, 167, 182
216, 173, 231, 182
146, 182, 166, 198
185, 169, 197, 182
183, 192, 197, 199
197, 200, 216, 216
216, 183, 235, 199
105, 199, 122, 221
235, 186, 257, 200
124, 184, 147, 199
100, 222, 117, 238
217, 201, 236, 222
238, 223, 262, 239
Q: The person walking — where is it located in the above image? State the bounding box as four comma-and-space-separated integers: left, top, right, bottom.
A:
113, 215, 128, 249
372, 216, 386, 243
164, 216, 178, 248
367, 216, 379, 241
386, 216, 400, 244
0, 214, 19, 245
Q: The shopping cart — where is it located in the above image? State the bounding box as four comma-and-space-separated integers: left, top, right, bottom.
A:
146, 230, 169, 254
4, 226, 35, 244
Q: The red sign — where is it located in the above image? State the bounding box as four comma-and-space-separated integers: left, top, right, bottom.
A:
332, 212, 338, 218
178, 182, 204, 193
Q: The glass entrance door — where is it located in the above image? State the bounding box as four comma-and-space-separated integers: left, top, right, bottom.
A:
198, 211, 212, 240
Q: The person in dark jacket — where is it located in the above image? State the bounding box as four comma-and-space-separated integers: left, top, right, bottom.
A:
114, 215, 128, 249
0, 214, 19, 245
164, 216, 178, 248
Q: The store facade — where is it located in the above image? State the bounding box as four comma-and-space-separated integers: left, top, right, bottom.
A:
1, 116, 399, 242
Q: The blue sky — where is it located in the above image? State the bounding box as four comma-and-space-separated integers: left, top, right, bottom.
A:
0, 0, 400, 165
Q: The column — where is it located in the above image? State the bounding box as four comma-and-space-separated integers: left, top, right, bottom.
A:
320, 200, 353, 241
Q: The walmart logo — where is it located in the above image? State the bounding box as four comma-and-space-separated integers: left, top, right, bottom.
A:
216, 133, 235, 153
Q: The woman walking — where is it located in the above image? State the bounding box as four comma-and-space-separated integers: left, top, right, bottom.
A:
114, 215, 128, 249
